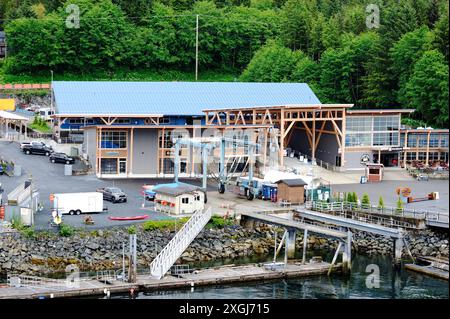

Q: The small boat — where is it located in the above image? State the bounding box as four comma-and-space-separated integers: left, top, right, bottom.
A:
108, 215, 149, 221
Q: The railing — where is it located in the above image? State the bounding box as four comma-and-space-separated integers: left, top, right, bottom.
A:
150, 207, 212, 279
307, 200, 448, 227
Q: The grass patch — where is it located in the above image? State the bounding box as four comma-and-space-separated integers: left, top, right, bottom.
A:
143, 217, 190, 232
29, 115, 52, 133
0, 67, 238, 84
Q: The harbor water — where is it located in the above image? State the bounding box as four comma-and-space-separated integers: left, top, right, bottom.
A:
107, 253, 449, 299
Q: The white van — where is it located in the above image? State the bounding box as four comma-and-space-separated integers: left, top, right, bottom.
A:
53, 192, 106, 215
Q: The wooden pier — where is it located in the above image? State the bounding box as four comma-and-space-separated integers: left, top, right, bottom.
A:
0, 261, 340, 299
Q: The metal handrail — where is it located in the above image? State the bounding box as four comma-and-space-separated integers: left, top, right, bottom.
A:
150, 207, 212, 279
308, 200, 448, 227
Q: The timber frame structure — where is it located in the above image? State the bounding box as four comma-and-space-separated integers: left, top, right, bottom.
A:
204, 104, 353, 167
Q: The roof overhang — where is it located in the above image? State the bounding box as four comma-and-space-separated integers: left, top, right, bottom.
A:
54, 113, 164, 118
346, 109, 415, 115
0, 110, 28, 121
203, 104, 354, 112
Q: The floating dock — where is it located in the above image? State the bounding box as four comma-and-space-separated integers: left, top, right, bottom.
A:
0, 261, 340, 299
405, 256, 449, 280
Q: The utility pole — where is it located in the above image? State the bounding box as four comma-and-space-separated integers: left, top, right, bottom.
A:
50, 70, 54, 110
195, 14, 199, 81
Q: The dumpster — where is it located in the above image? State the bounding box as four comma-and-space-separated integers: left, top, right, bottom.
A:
262, 183, 277, 200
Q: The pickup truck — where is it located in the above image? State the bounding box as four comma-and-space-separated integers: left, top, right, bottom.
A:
22, 143, 53, 156
96, 187, 127, 203
20, 141, 53, 150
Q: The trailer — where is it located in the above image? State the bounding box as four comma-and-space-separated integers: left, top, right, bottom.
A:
52, 192, 106, 215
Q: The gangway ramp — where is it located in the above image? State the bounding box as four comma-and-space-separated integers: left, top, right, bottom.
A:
241, 211, 346, 239
150, 208, 212, 279
296, 209, 403, 238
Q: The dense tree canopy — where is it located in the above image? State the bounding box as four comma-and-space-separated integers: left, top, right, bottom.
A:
0, 0, 449, 128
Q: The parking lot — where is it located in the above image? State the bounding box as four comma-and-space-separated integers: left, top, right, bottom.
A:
1, 140, 448, 230
0, 141, 214, 230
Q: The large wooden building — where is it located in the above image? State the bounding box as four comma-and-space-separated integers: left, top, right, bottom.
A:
51, 81, 449, 178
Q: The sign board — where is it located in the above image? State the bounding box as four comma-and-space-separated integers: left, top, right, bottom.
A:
0, 99, 15, 111
360, 154, 371, 165
388, 147, 403, 151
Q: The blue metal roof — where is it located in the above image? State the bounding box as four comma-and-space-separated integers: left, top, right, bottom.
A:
52, 81, 321, 116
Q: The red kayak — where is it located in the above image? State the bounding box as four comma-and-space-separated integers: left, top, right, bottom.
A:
108, 215, 149, 221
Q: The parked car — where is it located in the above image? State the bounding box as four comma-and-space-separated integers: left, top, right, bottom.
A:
22, 143, 53, 156
20, 141, 53, 150
49, 152, 75, 164
96, 187, 127, 203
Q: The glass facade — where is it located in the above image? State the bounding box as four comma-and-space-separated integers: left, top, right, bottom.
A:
345, 133, 371, 147
373, 132, 399, 146
100, 131, 126, 149
101, 158, 117, 174
345, 115, 400, 147
373, 116, 399, 131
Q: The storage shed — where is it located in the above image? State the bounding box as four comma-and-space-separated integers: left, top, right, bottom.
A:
153, 182, 205, 215
275, 179, 307, 205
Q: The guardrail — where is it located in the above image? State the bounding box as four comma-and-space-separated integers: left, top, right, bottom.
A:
307, 201, 448, 226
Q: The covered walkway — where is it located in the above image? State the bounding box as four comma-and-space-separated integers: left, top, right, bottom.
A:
0, 110, 29, 140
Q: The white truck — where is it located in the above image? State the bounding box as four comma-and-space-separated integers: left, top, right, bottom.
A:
53, 192, 106, 215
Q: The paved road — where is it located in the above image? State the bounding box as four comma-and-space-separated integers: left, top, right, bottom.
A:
0, 141, 213, 230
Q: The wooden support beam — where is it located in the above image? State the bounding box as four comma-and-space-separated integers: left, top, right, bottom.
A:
315, 120, 327, 150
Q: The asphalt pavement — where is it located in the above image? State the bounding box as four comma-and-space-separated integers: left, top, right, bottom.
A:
0, 141, 211, 230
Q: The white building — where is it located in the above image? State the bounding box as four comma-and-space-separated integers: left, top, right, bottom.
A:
153, 182, 205, 215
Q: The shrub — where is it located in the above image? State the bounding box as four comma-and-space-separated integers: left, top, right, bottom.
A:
377, 196, 385, 209
21, 226, 36, 238
361, 193, 370, 206
143, 218, 189, 232
207, 216, 235, 229
59, 224, 75, 237
396, 196, 404, 214
127, 225, 136, 235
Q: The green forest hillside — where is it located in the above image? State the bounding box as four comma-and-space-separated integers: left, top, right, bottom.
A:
0, 0, 448, 128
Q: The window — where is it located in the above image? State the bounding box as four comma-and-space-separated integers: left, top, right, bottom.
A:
101, 158, 117, 174
429, 134, 440, 147
182, 197, 189, 204
373, 116, 399, 131
417, 135, 428, 147
406, 153, 416, 161
195, 195, 200, 201
345, 133, 371, 147
116, 119, 131, 124
346, 117, 372, 132
373, 132, 399, 146
100, 131, 126, 149
440, 135, 449, 147
407, 135, 417, 147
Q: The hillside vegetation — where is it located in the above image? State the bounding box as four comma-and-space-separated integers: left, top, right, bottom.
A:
0, 0, 448, 128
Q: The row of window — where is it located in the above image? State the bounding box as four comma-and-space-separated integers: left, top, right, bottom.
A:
100, 131, 127, 149
346, 115, 400, 133
402, 152, 449, 161
345, 132, 399, 147
406, 134, 449, 148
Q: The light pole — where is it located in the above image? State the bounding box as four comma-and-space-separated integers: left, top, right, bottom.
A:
195, 14, 199, 81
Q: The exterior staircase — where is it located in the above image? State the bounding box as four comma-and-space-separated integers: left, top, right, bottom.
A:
150, 207, 212, 279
